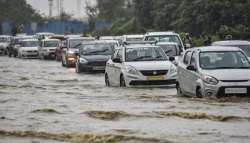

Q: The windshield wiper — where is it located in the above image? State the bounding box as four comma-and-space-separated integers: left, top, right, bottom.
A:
72, 43, 82, 48
86, 49, 109, 55
215, 66, 250, 69
165, 49, 173, 54
133, 56, 152, 61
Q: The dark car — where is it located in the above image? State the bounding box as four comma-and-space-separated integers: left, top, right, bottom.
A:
75, 41, 114, 73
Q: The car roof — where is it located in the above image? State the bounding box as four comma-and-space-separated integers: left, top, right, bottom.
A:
124, 44, 159, 49
145, 31, 178, 36
68, 37, 94, 40
212, 40, 250, 46
124, 34, 144, 38
0, 35, 12, 38
156, 42, 178, 46
21, 39, 39, 42
82, 40, 117, 45
42, 39, 60, 42
36, 32, 54, 35
189, 46, 242, 52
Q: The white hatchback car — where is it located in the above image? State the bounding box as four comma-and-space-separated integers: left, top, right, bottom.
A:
177, 46, 250, 98
105, 44, 177, 87
18, 39, 39, 58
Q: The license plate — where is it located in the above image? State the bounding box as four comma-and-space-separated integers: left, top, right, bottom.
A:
93, 66, 105, 70
147, 76, 164, 81
225, 88, 247, 94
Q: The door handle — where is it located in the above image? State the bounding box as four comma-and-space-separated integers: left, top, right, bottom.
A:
107, 63, 114, 66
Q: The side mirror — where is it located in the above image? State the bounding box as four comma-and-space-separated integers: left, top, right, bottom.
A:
187, 65, 196, 71
169, 56, 175, 62
112, 58, 121, 63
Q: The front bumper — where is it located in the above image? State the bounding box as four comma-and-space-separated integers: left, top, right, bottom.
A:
124, 72, 177, 87
21, 51, 39, 58
202, 81, 250, 97
78, 61, 106, 72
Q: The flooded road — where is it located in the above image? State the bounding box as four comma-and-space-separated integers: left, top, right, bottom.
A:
1, 56, 250, 143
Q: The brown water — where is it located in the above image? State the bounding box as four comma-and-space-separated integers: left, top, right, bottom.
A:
1, 56, 250, 143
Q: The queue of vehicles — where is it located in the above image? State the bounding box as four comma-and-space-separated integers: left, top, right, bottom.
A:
1, 31, 250, 97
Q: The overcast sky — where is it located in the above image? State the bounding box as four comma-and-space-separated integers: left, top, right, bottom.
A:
26, 0, 96, 20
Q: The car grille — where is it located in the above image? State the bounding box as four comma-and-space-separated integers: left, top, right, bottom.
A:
140, 70, 168, 76
129, 79, 176, 86
217, 86, 250, 96
87, 61, 107, 66
26, 50, 37, 53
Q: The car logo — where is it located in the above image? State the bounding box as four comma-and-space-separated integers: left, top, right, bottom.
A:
153, 71, 157, 75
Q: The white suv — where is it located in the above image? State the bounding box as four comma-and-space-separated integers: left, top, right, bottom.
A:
39, 39, 60, 59
105, 44, 177, 87
177, 46, 250, 98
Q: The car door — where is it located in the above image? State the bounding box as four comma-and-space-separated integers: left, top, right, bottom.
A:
179, 51, 192, 93
185, 51, 199, 94
106, 50, 118, 85
113, 48, 123, 86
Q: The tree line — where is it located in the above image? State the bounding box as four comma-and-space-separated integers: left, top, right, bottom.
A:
89, 0, 250, 45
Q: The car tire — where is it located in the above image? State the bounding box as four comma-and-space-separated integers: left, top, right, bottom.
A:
120, 75, 126, 87
176, 82, 185, 96
196, 87, 203, 98
105, 74, 110, 87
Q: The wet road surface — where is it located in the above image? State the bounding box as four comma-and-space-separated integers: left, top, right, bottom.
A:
1, 56, 250, 143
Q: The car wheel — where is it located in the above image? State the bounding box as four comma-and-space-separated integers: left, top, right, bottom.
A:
176, 83, 185, 96
196, 87, 203, 98
105, 74, 110, 87
120, 75, 126, 87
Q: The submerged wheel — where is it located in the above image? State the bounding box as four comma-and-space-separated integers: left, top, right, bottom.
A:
196, 87, 203, 98
120, 75, 126, 87
105, 74, 110, 87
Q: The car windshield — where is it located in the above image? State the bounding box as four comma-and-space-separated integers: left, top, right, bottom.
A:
125, 47, 167, 62
44, 41, 59, 47
0, 37, 10, 42
80, 44, 113, 56
69, 39, 83, 48
228, 45, 250, 57
21, 41, 39, 47
200, 51, 250, 70
127, 37, 143, 42
145, 35, 182, 45
158, 45, 178, 57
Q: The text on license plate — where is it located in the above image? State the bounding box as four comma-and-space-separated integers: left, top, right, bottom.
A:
147, 76, 164, 81
225, 88, 247, 94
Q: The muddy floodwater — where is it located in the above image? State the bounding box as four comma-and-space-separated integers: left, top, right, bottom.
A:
1, 56, 250, 143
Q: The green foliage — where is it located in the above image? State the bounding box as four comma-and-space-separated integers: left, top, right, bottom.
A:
91, 0, 250, 40
0, 0, 42, 24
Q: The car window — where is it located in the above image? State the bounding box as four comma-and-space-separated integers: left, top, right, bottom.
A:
183, 51, 192, 65
112, 49, 119, 59
117, 49, 123, 60
190, 51, 197, 68
199, 51, 250, 69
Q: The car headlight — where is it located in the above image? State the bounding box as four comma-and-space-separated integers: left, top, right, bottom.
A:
202, 75, 218, 85
79, 58, 88, 64
67, 50, 75, 55
169, 64, 177, 74
126, 65, 139, 75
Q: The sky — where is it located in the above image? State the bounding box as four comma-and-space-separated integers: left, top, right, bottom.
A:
26, 0, 96, 20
